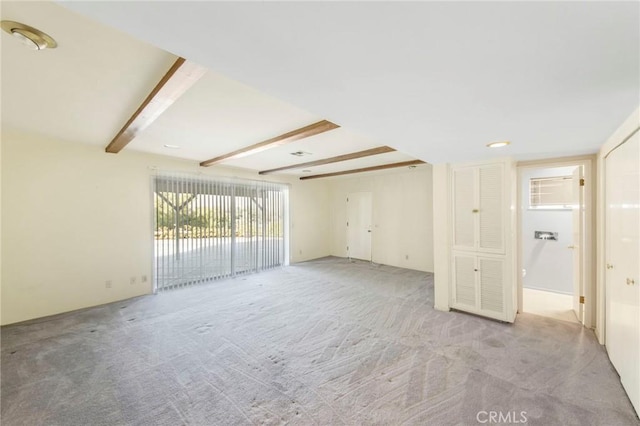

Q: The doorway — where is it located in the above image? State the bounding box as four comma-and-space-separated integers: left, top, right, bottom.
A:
153, 174, 288, 290
346, 192, 372, 261
517, 158, 594, 326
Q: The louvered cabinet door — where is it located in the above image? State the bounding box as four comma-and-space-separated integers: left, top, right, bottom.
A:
478, 164, 504, 253
449, 160, 513, 322
452, 167, 476, 251
452, 253, 507, 320
452, 253, 477, 309
478, 256, 505, 315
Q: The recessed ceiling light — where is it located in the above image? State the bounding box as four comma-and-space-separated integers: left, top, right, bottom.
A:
1, 21, 57, 50
290, 151, 312, 157
301, 169, 312, 173
163, 144, 180, 149
486, 141, 511, 148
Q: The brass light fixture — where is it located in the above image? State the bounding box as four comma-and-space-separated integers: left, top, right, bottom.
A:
1, 21, 57, 50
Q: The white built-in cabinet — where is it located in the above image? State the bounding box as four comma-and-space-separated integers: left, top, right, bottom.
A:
450, 161, 516, 322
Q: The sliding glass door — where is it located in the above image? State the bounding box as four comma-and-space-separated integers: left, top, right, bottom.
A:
153, 174, 288, 290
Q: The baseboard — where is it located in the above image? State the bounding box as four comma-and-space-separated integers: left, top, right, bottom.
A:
523, 286, 572, 296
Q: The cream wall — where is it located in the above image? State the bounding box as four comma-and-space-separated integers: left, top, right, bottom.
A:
328, 165, 434, 272
0, 126, 3, 324
289, 179, 333, 262
432, 163, 450, 311
0, 130, 331, 325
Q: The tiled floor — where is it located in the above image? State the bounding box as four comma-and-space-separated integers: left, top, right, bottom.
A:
523, 288, 579, 324
2, 258, 638, 425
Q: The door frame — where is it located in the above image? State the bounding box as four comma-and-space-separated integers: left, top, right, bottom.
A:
571, 166, 585, 321
516, 155, 596, 328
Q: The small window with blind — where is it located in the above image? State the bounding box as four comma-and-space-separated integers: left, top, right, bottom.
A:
529, 176, 574, 209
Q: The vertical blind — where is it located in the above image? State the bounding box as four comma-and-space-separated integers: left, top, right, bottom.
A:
153, 173, 288, 291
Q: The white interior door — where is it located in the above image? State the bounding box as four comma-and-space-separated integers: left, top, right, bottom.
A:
605, 131, 640, 415
347, 192, 372, 261
571, 166, 584, 323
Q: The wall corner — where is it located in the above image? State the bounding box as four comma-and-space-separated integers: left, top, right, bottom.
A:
432, 163, 451, 311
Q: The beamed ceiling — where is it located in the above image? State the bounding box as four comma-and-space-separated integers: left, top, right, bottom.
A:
2, 1, 638, 180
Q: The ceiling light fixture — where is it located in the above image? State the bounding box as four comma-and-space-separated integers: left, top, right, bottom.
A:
486, 141, 511, 148
163, 144, 180, 149
1, 21, 57, 50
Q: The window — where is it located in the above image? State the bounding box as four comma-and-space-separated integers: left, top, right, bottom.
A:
529, 176, 574, 209
153, 173, 288, 290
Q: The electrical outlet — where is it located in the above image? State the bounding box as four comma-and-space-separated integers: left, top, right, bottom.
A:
141, 275, 148, 283
105, 280, 112, 289
130, 276, 137, 285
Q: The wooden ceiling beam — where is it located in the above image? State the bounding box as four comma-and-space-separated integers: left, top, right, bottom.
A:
299, 159, 426, 180
258, 146, 395, 175
200, 120, 339, 167
105, 57, 207, 153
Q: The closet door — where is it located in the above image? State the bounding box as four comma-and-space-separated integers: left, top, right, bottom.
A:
453, 253, 476, 309
478, 256, 505, 315
452, 167, 476, 251
449, 160, 513, 322
478, 164, 504, 253
452, 253, 507, 320
605, 131, 639, 414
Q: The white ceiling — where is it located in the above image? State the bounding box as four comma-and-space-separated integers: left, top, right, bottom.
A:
134, 74, 420, 174
0, 1, 177, 147
132, 70, 320, 162
1, 1, 417, 178
56, 0, 639, 164
3, 1, 637, 180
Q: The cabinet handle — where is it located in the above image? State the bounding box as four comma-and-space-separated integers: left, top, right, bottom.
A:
606, 264, 614, 270
627, 278, 636, 286
474, 268, 478, 272
472, 209, 479, 213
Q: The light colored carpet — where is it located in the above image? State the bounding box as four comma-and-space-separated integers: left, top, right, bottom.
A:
1, 257, 638, 425
523, 288, 579, 324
